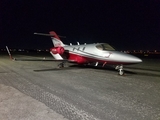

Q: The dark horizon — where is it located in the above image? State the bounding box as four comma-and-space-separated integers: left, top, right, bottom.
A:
1, 0, 160, 50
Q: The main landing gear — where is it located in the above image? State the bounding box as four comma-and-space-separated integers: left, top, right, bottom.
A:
58, 62, 65, 68
115, 65, 124, 76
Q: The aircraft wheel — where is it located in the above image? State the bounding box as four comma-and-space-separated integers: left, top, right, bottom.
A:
119, 69, 124, 76
58, 62, 64, 68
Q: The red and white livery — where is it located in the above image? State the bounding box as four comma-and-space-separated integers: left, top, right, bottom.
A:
34, 31, 142, 75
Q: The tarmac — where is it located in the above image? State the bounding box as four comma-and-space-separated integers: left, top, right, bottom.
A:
0, 53, 160, 120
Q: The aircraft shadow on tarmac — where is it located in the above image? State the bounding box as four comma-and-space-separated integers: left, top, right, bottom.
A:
33, 64, 160, 77
125, 66, 160, 72
125, 68, 160, 77
70, 65, 160, 77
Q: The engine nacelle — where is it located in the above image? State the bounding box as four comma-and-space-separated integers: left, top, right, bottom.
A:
50, 47, 65, 55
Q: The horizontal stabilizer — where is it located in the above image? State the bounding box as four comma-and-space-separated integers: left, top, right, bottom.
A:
34, 32, 66, 38
34, 33, 54, 37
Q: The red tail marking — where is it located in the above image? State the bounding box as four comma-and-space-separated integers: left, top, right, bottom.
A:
49, 31, 61, 40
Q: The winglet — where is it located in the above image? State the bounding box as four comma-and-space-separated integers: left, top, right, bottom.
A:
6, 46, 13, 60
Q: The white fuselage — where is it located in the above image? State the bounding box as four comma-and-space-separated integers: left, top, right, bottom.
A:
63, 43, 142, 65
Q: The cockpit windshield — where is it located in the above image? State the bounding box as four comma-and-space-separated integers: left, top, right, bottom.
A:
96, 43, 115, 51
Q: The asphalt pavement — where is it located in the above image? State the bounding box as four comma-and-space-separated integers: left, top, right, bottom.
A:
0, 54, 160, 120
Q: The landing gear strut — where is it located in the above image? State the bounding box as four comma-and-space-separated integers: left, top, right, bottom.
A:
115, 65, 124, 75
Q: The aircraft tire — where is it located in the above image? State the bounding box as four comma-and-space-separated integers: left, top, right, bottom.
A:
119, 70, 124, 76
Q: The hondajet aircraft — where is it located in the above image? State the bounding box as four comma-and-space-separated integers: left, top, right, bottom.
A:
34, 31, 142, 75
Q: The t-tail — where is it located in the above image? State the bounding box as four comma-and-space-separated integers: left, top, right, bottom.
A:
34, 31, 65, 60
34, 31, 65, 47
49, 31, 65, 47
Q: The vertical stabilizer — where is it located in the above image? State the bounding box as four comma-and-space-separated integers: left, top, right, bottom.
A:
49, 31, 65, 47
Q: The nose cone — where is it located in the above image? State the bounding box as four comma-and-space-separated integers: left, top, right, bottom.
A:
111, 52, 142, 64
123, 54, 142, 64
129, 56, 142, 63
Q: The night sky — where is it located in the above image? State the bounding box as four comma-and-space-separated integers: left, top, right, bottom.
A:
1, 0, 160, 50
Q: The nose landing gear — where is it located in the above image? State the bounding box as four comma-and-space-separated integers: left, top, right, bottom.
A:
115, 65, 124, 75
